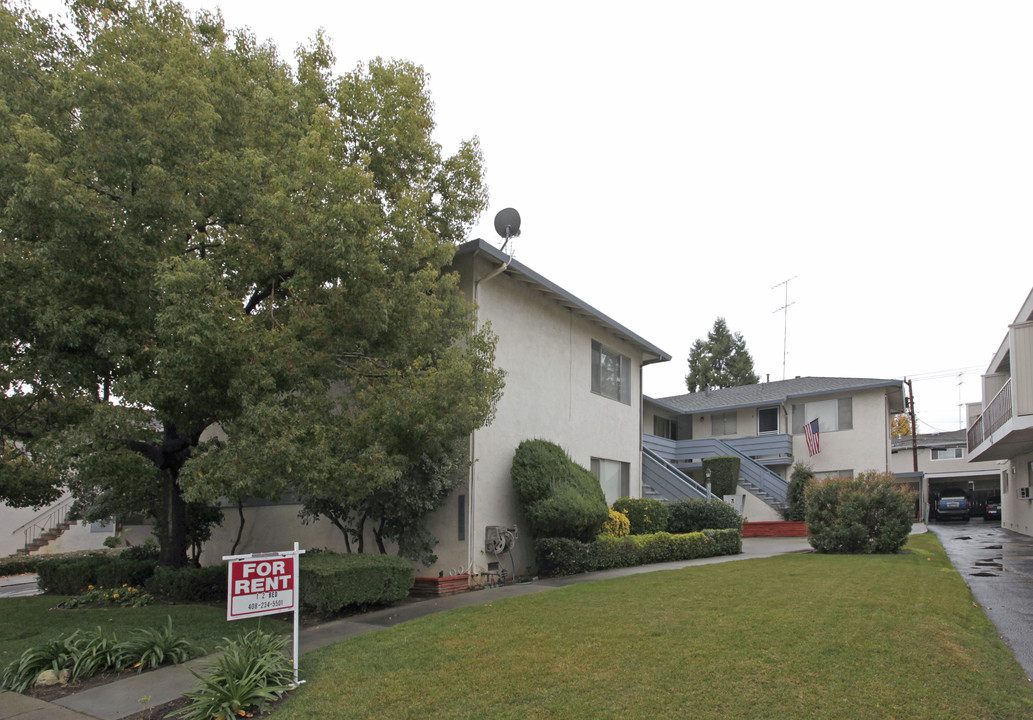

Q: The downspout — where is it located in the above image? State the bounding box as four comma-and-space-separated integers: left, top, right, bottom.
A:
468, 247, 512, 574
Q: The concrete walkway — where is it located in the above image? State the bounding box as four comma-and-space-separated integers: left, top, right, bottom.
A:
1, 536, 811, 719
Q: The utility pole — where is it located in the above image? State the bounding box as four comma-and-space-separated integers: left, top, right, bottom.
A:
906, 378, 918, 472
772, 277, 796, 381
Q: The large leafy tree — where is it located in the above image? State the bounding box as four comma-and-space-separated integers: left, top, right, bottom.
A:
0, 0, 504, 567
685, 317, 760, 392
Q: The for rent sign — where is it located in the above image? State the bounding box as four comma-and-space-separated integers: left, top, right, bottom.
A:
224, 543, 306, 687
226, 553, 297, 620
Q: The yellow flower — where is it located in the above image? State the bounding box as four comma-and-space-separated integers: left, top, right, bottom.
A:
88, 585, 94, 590
113, 593, 119, 598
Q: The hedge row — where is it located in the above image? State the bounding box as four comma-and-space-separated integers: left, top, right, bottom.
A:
300, 552, 415, 613
31, 549, 415, 613
535, 529, 742, 577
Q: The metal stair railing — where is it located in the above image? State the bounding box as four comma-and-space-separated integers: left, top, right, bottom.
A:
643, 435, 788, 507
11, 495, 75, 555
642, 447, 711, 502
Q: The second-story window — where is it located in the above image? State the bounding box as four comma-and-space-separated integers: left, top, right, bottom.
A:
591, 340, 630, 404
711, 411, 737, 436
931, 447, 964, 460
758, 406, 779, 434
792, 398, 853, 433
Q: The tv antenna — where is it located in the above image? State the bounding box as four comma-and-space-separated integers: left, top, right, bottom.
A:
772, 276, 796, 381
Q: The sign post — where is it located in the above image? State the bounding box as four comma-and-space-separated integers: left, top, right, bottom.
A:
223, 542, 305, 686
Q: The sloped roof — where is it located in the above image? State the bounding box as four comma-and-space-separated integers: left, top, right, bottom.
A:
455, 239, 671, 365
650, 376, 906, 414
891, 430, 966, 452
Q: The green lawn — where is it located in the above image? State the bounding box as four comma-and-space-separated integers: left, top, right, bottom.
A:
0, 595, 286, 664
271, 533, 1033, 720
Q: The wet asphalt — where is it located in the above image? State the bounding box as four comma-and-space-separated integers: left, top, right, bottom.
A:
928, 518, 1033, 680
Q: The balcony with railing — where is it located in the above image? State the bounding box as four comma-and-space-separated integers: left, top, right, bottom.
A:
968, 320, 1033, 461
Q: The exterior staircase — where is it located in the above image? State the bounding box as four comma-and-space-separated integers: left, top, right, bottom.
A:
10, 496, 75, 557
643, 434, 789, 514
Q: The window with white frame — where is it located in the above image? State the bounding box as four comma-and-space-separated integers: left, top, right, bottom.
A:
591, 458, 630, 505
758, 406, 779, 434
931, 447, 964, 460
711, 411, 737, 436
591, 340, 630, 404
792, 398, 853, 434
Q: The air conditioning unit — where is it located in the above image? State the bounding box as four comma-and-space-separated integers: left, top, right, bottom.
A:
1018, 487, 1031, 500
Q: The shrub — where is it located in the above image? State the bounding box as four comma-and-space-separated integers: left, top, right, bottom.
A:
175, 629, 293, 720
611, 497, 669, 535
702, 456, 740, 498
96, 559, 156, 588
535, 537, 592, 576
601, 508, 631, 538
146, 565, 226, 603
534, 529, 741, 577
805, 472, 915, 554
36, 555, 112, 595
668, 498, 744, 533
783, 464, 814, 521
511, 439, 609, 541
300, 552, 414, 614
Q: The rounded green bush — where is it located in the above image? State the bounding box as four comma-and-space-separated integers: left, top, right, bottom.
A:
668, 498, 743, 533
511, 440, 608, 542
805, 472, 914, 553
611, 497, 669, 535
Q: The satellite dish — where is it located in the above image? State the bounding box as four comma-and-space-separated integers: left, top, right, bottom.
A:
494, 208, 521, 240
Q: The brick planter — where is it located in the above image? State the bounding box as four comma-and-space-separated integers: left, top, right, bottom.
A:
742, 521, 808, 538
411, 574, 470, 597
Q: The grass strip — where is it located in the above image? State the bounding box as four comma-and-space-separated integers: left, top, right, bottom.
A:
0, 597, 286, 663
271, 533, 1033, 720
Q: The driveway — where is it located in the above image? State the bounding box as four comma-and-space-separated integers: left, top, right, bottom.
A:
928, 519, 1033, 680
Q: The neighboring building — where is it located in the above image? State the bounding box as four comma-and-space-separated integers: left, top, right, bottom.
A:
644, 377, 906, 521
194, 238, 670, 577
421, 239, 670, 577
0, 493, 113, 558
890, 431, 1003, 522
967, 287, 1033, 537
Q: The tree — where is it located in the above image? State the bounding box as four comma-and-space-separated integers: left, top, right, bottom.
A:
0, 0, 504, 567
891, 414, 912, 438
685, 318, 760, 392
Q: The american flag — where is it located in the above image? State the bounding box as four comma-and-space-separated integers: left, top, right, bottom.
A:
804, 418, 821, 456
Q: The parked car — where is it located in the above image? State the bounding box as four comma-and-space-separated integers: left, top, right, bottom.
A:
935, 489, 970, 521
983, 499, 1001, 521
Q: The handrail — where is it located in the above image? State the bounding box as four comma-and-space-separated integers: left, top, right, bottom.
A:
968, 378, 1013, 452
12, 495, 75, 555
11, 494, 75, 536
643, 434, 788, 505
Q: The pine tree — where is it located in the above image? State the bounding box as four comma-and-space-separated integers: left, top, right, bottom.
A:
685, 318, 760, 392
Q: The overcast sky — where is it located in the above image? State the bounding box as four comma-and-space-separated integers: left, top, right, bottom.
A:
32, 0, 1033, 433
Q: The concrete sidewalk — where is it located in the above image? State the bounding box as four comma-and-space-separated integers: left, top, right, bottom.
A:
1, 536, 811, 719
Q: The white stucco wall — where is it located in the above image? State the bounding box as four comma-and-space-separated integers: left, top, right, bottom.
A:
423, 254, 650, 578
0, 495, 112, 558
1002, 451, 1033, 535
791, 391, 892, 476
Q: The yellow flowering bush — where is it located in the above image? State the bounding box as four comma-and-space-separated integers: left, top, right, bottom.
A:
601, 508, 631, 537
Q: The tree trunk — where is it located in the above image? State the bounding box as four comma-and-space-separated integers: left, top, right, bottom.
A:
230, 499, 245, 555
158, 468, 188, 568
